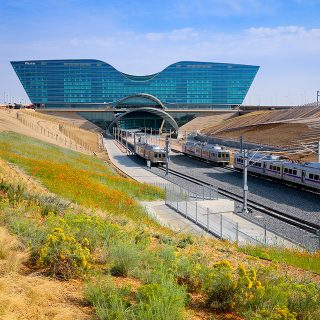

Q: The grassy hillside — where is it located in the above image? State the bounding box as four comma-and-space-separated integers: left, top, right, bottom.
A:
0, 131, 319, 320
0, 131, 163, 224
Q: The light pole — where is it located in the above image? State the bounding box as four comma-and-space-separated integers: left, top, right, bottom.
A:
242, 149, 249, 213
241, 144, 270, 214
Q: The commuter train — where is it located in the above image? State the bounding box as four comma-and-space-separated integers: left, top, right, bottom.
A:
135, 140, 166, 165
234, 153, 320, 191
182, 142, 231, 164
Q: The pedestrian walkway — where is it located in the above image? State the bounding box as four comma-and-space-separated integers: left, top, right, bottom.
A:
140, 200, 207, 235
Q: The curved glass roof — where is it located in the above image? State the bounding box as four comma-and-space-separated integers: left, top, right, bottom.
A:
116, 94, 164, 109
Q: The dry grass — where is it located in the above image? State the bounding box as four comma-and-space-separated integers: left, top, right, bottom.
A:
0, 158, 49, 197
0, 227, 91, 320
0, 227, 26, 275
0, 274, 91, 320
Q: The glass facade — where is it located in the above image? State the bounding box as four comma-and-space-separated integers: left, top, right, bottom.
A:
11, 59, 259, 109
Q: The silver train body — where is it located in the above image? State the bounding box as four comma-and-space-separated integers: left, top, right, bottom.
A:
182, 142, 230, 164
135, 142, 166, 164
234, 153, 320, 191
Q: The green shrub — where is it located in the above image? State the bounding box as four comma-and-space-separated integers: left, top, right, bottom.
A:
109, 241, 140, 276
134, 276, 187, 320
174, 253, 208, 293
241, 267, 320, 320
34, 195, 69, 216
134, 229, 151, 248
204, 261, 264, 312
176, 235, 194, 249
0, 180, 25, 207
287, 282, 320, 320
37, 227, 90, 279
47, 213, 120, 252
85, 277, 132, 320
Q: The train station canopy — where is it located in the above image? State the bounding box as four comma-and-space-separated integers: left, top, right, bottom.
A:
107, 107, 179, 132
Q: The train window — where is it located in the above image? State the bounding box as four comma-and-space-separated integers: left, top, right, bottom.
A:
293, 170, 297, 175
288, 169, 292, 174
284, 168, 288, 173
218, 154, 221, 158
154, 153, 158, 158
277, 167, 280, 171
309, 173, 314, 179
259, 163, 262, 167
315, 175, 319, 180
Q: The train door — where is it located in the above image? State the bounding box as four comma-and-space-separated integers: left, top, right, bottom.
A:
302, 170, 306, 183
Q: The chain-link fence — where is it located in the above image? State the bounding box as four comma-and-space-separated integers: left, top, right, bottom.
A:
151, 182, 320, 250
151, 180, 218, 201
152, 182, 263, 245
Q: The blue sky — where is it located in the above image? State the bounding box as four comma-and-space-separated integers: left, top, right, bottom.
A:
0, 0, 319, 105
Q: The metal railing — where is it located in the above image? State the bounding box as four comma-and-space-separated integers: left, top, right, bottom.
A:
151, 182, 320, 250
152, 182, 263, 245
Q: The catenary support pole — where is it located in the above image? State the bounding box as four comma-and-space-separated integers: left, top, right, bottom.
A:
165, 136, 169, 176
242, 149, 249, 214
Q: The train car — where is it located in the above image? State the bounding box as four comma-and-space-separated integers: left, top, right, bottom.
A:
182, 142, 197, 155
264, 160, 286, 179
234, 152, 320, 192
135, 142, 166, 165
182, 142, 230, 164
282, 162, 304, 185
234, 153, 282, 176
303, 162, 320, 190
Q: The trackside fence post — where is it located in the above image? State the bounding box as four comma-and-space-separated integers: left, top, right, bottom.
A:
195, 194, 198, 223
236, 222, 239, 244
185, 198, 188, 218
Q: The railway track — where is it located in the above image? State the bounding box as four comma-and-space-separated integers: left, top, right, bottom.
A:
157, 166, 320, 235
